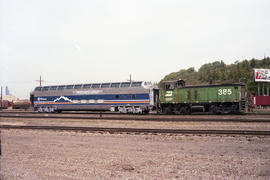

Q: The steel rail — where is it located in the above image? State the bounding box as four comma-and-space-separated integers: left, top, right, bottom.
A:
1, 125, 270, 136
1, 110, 270, 116
1, 114, 270, 122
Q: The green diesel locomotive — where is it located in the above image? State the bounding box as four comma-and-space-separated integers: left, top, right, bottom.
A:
160, 80, 246, 114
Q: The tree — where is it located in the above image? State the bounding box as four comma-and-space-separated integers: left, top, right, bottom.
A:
159, 57, 269, 95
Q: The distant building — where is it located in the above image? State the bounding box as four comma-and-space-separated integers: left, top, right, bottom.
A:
3, 95, 19, 102
5, 86, 10, 95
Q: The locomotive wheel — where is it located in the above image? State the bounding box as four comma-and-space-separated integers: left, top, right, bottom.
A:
162, 106, 172, 114
185, 106, 191, 115
179, 106, 190, 115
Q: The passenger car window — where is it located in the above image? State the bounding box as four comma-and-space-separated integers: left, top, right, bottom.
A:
101, 83, 110, 88
74, 85, 82, 89
42, 86, 50, 91
82, 84, 92, 88
120, 82, 131, 87
131, 82, 142, 87
92, 84, 101, 88
50, 86, 58, 90
66, 85, 74, 89
57, 86, 65, 90
35, 87, 41, 91
111, 83, 120, 88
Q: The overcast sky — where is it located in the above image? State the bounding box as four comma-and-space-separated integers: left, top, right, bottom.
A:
1, 0, 270, 99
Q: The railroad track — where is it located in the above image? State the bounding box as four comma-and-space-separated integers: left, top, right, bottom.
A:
0, 125, 270, 136
1, 114, 270, 122
1, 110, 270, 116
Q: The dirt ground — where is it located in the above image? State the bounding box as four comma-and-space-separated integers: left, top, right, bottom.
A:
0, 129, 270, 180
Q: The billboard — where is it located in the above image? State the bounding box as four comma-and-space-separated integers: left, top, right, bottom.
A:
254, 69, 270, 82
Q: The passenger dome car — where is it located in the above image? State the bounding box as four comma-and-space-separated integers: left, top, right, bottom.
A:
30, 81, 159, 114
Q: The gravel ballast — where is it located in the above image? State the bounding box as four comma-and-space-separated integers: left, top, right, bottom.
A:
1, 117, 270, 131
1, 129, 270, 179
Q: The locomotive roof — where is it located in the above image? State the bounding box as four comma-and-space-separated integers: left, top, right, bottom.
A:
163, 80, 245, 88
183, 83, 245, 88
34, 81, 152, 92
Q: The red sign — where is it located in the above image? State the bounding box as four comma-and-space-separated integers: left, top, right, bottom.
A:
252, 96, 270, 105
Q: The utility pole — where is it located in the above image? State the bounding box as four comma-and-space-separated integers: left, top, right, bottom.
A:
0, 128, 2, 156
267, 83, 269, 96
258, 82, 260, 96
263, 83, 265, 96
36, 75, 45, 87
0, 88, 1, 157
0, 86, 2, 110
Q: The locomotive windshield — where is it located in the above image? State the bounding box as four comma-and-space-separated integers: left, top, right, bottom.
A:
163, 82, 176, 90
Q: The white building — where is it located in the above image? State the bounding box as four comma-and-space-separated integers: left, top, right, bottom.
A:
3, 95, 19, 102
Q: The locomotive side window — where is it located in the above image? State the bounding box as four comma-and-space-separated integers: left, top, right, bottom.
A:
132, 94, 136, 99
81, 100, 87, 104
89, 99, 95, 103
177, 80, 185, 88
72, 100, 79, 103
115, 95, 119, 99
97, 99, 104, 103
